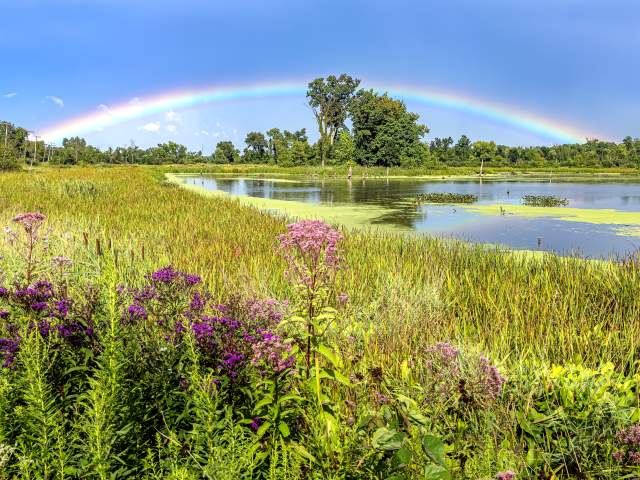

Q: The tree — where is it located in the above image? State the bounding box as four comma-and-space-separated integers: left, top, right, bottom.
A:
213, 141, 239, 164
349, 90, 429, 167
453, 135, 472, 164
243, 131, 268, 163
307, 74, 360, 167
472, 141, 497, 175
334, 130, 355, 165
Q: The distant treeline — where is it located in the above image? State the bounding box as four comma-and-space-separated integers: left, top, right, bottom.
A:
2, 74, 639, 170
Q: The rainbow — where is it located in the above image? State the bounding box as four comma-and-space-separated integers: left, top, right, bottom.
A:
38, 81, 594, 144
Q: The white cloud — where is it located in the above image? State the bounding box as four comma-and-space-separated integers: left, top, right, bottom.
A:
3, 92, 17, 98
165, 110, 182, 123
129, 97, 142, 105
139, 122, 160, 132
46, 95, 64, 107
212, 131, 221, 138
165, 124, 177, 133
98, 104, 112, 114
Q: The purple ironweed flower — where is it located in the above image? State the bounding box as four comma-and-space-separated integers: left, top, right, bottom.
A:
126, 303, 148, 322
30, 301, 49, 312
133, 285, 157, 303
251, 332, 295, 375
151, 266, 181, 284
250, 417, 262, 432
0, 337, 19, 368
495, 471, 516, 480
53, 299, 70, 318
183, 274, 201, 286
426, 342, 460, 362
0, 287, 8, 298
629, 451, 640, 465
278, 220, 343, 288
12, 212, 46, 233
0, 311, 9, 320
479, 356, 505, 399
338, 293, 349, 304
221, 351, 245, 378
36, 320, 52, 337
612, 451, 625, 463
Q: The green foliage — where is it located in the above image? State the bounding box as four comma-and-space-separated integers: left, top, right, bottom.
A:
350, 89, 429, 167
213, 140, 240, 164
522, 195, 569, 207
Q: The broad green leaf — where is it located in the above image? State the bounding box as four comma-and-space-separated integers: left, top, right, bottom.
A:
423, 464, 450, 480
278, 421, 290, 438
422, 434, 446, 466
372, 427, 405, 451
391, 447, 413, 469
318, 344, 342, 368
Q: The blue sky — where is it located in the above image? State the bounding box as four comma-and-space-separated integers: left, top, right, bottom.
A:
1, 0, 638, 151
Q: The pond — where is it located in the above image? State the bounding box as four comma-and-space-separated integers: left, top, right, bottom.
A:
181, 174, 640, 258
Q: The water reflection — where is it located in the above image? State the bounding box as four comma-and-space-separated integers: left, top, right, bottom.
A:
183, 175, 640, 258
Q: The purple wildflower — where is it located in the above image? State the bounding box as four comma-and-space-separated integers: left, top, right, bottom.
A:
278, 220, 343, 288
617, 425, 640, 447
125, 303, 147, 323
151, 266, 181, 284
251, 332, 295, 375
613, 451, 625, 463
0, 311, 9, 320
479, 356, 505, 399
12, 212, 46, 233
0, 337, 19, 368
337, 293, 349, 304
0, 287, 8, 298
51, 256, 73, 270
495, 472, 516, 480
373, 391, 390, 406
183, 274, 201, 286
250, 417, 262, 432
30, 301, 49, 312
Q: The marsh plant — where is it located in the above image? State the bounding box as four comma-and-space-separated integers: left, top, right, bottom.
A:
521, 195, 569, 207
414, 192, 478, 204
0, 206, 638, 478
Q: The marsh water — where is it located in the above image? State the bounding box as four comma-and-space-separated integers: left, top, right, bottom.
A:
183, 175, 640, 258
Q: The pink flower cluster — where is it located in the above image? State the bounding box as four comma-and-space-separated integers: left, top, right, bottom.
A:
13, 212, 46, 233
278, 220, 343, 288
495, 471, 516, 480
251, 331, 296, 375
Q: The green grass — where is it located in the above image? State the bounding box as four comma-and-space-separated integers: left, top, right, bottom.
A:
414, 192, 478, 204
2, 166, 638, 370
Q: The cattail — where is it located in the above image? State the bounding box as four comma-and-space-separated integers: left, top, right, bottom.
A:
95, 238, 102, 256
83, 232, 89, 247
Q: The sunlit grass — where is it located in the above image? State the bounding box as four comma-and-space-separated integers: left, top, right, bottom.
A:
1, 165, 638, 371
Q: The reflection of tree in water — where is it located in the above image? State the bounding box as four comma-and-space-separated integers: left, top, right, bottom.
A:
370, 201, 425, 229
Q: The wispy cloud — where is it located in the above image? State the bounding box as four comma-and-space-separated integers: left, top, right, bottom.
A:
139, 122, 160, 132
165, 110, 182, 124
165, 124, 177, 133
45, 95, 64, 107
3, 92, 17, 98
129, 97, 142, 105
98, 104, 112, 114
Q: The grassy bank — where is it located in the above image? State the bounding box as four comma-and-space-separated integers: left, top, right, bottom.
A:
157, 163, 640, 179
0, 166, 639, 478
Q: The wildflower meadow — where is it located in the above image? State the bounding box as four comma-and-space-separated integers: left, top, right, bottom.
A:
0, 166, 638, 479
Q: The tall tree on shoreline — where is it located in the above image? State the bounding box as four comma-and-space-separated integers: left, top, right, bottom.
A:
306, 74, 360, 168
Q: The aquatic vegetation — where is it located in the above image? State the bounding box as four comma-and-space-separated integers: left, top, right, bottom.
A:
522, 194, 569, 207
414, 192, 478, 204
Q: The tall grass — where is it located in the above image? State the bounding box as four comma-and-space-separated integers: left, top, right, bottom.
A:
0, 166, 638, 373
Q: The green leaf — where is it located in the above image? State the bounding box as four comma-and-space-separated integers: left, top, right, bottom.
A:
278, 421, 290, 438
256, 420, 272, 439
317, 344, 342, 368
391, 447, 413, 469
279, 393, 304, 404
422, 434, 446, 466
423, 464, 450, 480
372, 427, 405, 451
254, 396, 274, 411
289, 442, 317, 463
